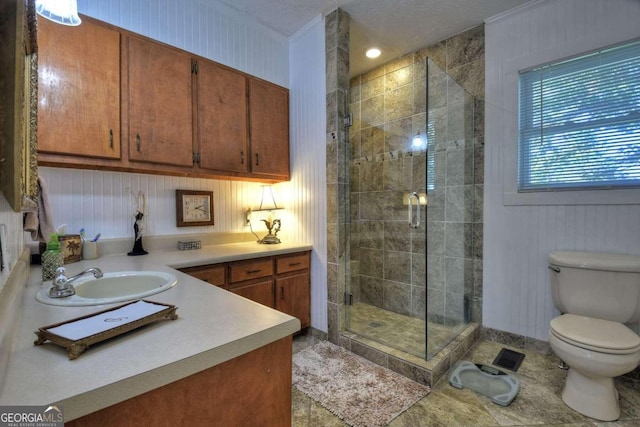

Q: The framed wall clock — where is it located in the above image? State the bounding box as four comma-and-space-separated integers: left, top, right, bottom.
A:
176, 190, 214, 227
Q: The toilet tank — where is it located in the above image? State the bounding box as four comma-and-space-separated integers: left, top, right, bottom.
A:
549, 251, 640, 323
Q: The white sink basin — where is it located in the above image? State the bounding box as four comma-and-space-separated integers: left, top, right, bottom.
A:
36, 271, 178, 306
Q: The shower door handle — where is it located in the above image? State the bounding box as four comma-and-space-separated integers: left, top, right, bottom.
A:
408, 192, 420, 228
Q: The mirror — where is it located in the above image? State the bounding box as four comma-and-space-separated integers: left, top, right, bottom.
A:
0, 0, 38, 212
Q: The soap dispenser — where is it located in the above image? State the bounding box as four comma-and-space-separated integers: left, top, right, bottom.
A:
42, 233, 64, 282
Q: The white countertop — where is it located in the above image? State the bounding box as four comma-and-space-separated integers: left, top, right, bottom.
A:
0, 241, 311, 420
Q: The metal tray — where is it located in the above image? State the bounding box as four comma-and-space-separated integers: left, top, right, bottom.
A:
34, 300, 178, 360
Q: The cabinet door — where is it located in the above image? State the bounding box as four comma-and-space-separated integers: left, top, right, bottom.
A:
127, 36, 193, 167
38, 16, 120, 159
248, 79, 290, 178
229, 279, 274, 308
197, 61, 248, 173
276, 272, 310, 329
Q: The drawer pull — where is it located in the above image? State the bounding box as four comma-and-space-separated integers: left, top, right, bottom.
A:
240, 150, 245, 164
289, 262, 301, 267
136, 134, 141, 152
109, 129, 114, 148
246, 269, 262, 274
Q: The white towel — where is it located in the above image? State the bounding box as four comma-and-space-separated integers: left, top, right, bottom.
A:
23, 177, 55, 242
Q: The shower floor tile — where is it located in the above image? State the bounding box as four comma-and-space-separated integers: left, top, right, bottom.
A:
348, 302, 465, 358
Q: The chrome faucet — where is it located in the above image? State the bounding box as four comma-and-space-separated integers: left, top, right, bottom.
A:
67, 267, 104, 283
48, 266, 104, 299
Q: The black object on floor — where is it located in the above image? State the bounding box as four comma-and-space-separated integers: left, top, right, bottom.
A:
493, 348, 525, 372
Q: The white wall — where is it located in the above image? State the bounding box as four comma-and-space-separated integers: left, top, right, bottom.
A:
288, 16, 327, 331
484, 0, 640, 340
0, 196, 24, 291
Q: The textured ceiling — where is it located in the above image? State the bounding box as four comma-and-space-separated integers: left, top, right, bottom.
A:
213, 0, 532, 76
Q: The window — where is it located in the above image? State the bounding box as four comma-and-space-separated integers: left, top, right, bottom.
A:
518, 40, 640, 192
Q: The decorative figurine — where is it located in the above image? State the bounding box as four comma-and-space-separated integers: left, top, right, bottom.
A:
259, 218, 281, 244
128, 190, 148, 256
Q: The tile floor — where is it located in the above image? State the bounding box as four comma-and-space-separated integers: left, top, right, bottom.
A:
292, 335, 640, 426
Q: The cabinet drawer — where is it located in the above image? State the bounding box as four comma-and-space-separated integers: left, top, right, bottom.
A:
276, 252, 309, 274
229, 258, 273, 283
180, 265, 226, 286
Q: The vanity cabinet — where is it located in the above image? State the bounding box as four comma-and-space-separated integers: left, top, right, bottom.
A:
37, 15, 121, 160
125, 35, 193, 167
275, 252, 311, 329
179, 251, 310, 327
227, 258, 274, 308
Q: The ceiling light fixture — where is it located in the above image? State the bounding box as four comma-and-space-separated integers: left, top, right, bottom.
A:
365, 48, 381, 59
36, 0, 82, 26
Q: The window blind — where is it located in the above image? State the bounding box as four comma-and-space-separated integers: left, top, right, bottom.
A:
518, 40, 640, 191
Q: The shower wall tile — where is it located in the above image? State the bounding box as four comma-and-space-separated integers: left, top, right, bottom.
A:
327, 262, 339, 304
447, 25, 484, 70
412, 253, 426, 287
361, 276, 384, 307
416, 40, 447, 71
411, 287, 426, 320
383, 280, 412, 315
385, 118, 413, 152
383, 250, 412, 284
359, 248, 383, 279
448, 59, 485, 100
414, 80, 427, 114
445, 256, 473, 295
359, 192, 384, 220
386, 65, 413, 91
385, 54, 415, 74
360, 161, 383, 191
385, 85, 414, 123
427, 254, 445, 290
384, 221, 411, 252
427, 221, 445, 255
361, 126, 385, 159
361, 95, 385, 127
445, 185, 474, 223
383, 159, 412, 191
358, 220, 384, 249
384, 191, 407, 221
445, 222, 473, 258
473, 184, 484, 223
361, 75, 385, 100
445, 290, 465, 325
349, 77, 361, 102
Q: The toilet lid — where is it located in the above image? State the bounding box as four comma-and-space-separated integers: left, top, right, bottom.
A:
550, 314, 640, 354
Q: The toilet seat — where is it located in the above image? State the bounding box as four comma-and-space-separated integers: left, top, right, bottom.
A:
550, 314, 640, 355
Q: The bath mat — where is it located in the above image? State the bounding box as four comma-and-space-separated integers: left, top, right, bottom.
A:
493, 347, 525, 372
292, 341, 430, 427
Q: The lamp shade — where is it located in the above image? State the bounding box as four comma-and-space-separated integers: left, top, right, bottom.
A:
255, 185, 282, 211
36, 0, 82, 26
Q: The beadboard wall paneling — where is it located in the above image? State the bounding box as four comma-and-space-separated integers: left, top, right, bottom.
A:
288, 16, 327, 331
38, 167, 279, 240
484, 0, 640, 340
0, 195, 24, 291
76, 0, 289, 87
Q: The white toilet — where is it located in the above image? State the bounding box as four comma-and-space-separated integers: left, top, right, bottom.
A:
548, 251, 640, 421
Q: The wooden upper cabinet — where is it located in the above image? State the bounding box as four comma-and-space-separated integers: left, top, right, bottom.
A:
37, 16, 121, 159
248, 78, 290, 179
197, 61, 249, 173
126, 36, 193, 167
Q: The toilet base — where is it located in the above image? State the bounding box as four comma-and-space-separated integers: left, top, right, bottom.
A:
562, 368, 620, 421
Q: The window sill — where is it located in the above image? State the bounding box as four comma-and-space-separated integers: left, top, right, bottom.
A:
504, 187, 640, 206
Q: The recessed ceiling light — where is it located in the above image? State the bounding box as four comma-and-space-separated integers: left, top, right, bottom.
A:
365, 48, 381, 59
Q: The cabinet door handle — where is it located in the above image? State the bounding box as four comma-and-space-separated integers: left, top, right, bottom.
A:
246, 269, 261, 274
109, 129, 114, 148
255, 153, 259, 166
136, 134, 141, 152
280, 287, 285, 300
289, 262, 301, 267
240, 150, 244, 164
